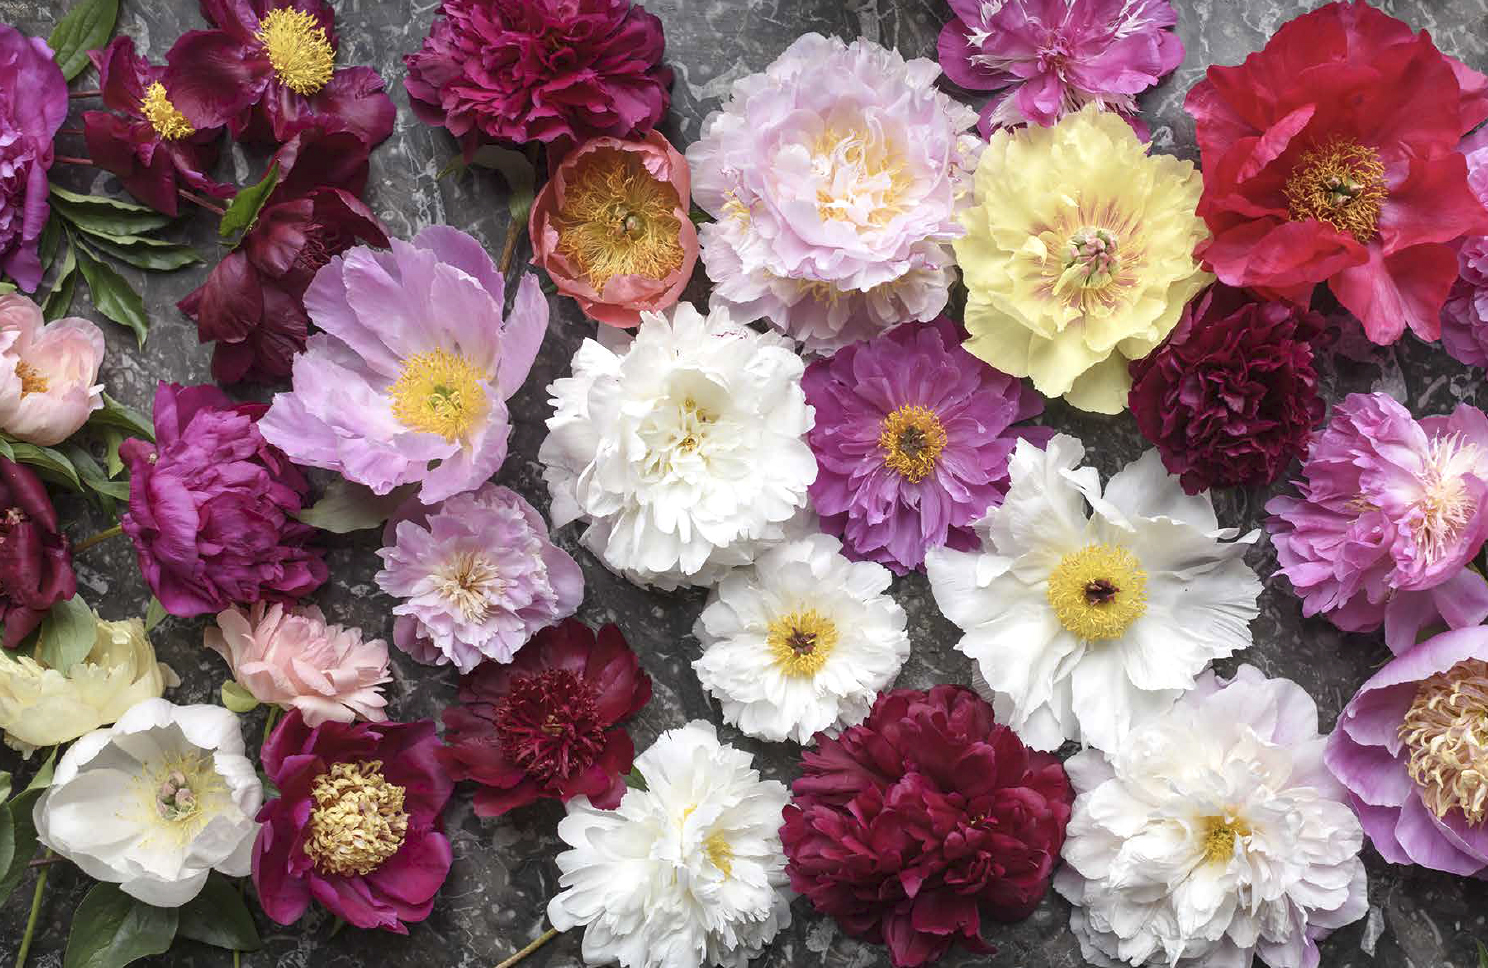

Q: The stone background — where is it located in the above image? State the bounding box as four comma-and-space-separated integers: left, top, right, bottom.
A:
1, 0, 1486, 965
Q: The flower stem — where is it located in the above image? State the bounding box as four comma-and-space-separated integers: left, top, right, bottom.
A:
73, 523, 123, 553
16, 853, 52, 968
497, 218, 524, 276
261, 705, 282, 748
495, 927, 561, 968
26, 856, 65, 868
53, 154, 94, 167
179, 188, 227, 216
69, 90, 101, 99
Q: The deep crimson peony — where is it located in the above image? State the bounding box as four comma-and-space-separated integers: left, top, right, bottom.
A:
1128, 285, 1328, 494
403, 0, 673, 151
0, 458, 74, 649
253, 710, 454, 933
1185, 0, 1488, 345
781, 685, 1073, 968
439, 619, 651, 816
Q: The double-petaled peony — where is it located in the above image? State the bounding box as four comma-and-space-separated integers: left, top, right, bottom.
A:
440, 619, 652, 816
782, 686, 1073, 968
1266, 392, 1488, 653
687, 34, 980, 353
1185, 0, 1488, 345
0, 293, 105, 445
121, 383, 327, 618
1441, 128, 1488, 367
0, 24, 66, 293
403, 0, 673, 151
0, 457, 75, 649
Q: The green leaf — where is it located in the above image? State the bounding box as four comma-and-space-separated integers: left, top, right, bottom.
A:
295, 480, 417, 534
35, 597, 96, 672
0, 807, 13, 890
0, 771, 10, 803
0, 282, 14, 295
42, 260, 78, 322
219, 163, 280, 241
76, 233, 201, 272
64, 883, 179, 968
63, 443, 129, 505
220, 681, 260, 714
102, 428, 125, 477
0, 789, 41, 907
88, 393, 154, 441
467, 146, 537, 224
176, 874, 261, 952
8, 440, 82, 490
624, 767, 647, 791
47, 0, 119, 81
38, 217, 62, 271
144, 597, 167, 633
0, 434, 14, 463
1478, 940, 1488, 968
49, 187, 170, 237
24, 748, 57, 795
75, 246, 149, 347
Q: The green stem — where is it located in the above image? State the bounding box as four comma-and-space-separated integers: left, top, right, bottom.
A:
73, 523, 123, 553
16, 852, 52, 967
495, 927, 561, 968
261, 706, 282, 749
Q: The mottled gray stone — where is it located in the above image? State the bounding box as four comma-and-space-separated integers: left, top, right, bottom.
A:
1, 0, 1486, 966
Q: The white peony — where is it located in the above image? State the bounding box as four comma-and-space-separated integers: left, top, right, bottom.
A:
692, 533, 910, 744
547, 720, 792, 968
33, 699, 262, 907
541, 301, 816, 590
1055, 665, 1368, 968
925, 434, 1261, 752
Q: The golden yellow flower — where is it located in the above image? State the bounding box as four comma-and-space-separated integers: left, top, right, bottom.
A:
954, 105, 1212, 414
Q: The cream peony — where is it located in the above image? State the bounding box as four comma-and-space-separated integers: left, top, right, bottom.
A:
0, 293, 105, 445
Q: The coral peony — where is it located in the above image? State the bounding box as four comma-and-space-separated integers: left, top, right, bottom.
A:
0, 457, 75, 649
0, 293, 105, 445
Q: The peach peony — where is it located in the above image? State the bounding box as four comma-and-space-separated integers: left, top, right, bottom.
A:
0, 294, 105, 445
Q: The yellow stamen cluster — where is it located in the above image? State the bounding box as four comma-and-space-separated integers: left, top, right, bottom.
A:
305, 760, 409, 877
1400, 658, 1488, 825
879, 405, 947, 483
704, 832, 734, 877
1285, 140, 1388, 243
1412, 433, 1481, 565
388, 349, 489, 441
766, 609, 839, 678
811, 125, 912, 228
554, 147, 686, 292
433, 551, 501, 622
1200, 816, 1249, 865
257, 8, 335, 96
136, 752, 226, 847
14, 361, 48, 396
1046, 543, 1148, 641
140, 82, 195, 140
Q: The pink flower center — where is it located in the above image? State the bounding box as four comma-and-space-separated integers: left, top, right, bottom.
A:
495, 669, 607, 782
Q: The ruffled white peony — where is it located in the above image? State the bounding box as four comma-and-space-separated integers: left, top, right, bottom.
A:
548, 721, 792, 968
1055, 665, 1368, 968
692, 533, 909, 744
541, 301, 816, 590
925, 434, 1261, 752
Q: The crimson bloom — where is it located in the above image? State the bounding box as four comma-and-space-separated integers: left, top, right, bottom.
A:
0, 458, 75, 650
1185, 0, 1488, 345
781, 686, 1073, 968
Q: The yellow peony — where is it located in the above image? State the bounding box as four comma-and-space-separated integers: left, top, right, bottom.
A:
954, 105, 1213, 414
0, 616, 176, 753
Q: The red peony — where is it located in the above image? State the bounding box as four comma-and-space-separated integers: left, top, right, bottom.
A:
0, 458, 75, 649
781, 686, 1072, 968
1185, 0, 1488, 345
439, 619, 651, 816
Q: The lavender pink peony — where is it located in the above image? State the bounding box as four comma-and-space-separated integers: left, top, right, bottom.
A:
0, 24, 67, 292
1441, 128, 1488, 367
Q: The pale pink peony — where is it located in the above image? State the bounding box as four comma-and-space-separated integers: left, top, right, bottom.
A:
0, 294, 104, 445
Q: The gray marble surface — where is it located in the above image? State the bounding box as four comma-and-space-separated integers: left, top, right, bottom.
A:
1, 0, 1486, 966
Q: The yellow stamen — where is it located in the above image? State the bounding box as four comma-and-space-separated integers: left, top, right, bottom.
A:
257, 8, 335, 96
553, 147, 686, 292
305, 760, 408, 877
1412, 433, 1481, 565
1046, 543, 1148, 641
14, 361, 48, 396
388, 349, 489, 442
704, 832, 734, 877
140, 82, 194, 140
810, 125, 913, 227
1285, 140, 1388, 243
1200, 816, 1249, 865
434, 551, 501, 622
1400, 658, 1488, 825
134, 751, 228, 849
766, 609, 839, 678
879, 405, 947, 483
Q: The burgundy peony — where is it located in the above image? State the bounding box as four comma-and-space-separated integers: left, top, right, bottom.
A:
781, 685, 1073, 968
253, 710, 454, 933
0, 458, 75, 649
403, 0, 673, 151
1128, 285, 1329, 494
439, 619, 652, 816
0, 24, 67, 292
120, 382, 327, 617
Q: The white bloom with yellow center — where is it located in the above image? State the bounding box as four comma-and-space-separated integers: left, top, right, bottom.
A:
925, 434, 1261, 752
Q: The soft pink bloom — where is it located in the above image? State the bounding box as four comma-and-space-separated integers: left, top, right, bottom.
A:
0, 294, 104, 445
206, 602, 391, 726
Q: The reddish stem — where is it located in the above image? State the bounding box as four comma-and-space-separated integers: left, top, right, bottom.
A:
53, 154, 94, 167
178, 188, 226, 217
69, 90, 101, 99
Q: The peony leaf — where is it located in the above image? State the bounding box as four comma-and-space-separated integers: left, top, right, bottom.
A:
64, 883, 178, 968
24, 749, 56, 794
625, 767, 647, 791
295, 479, 417, 534
35, 596, 96, 672
219, 163, 280, 241
7, 439, 82, 491
88, 392, 154, 442
467, 146, 537, 224
0, 808, 13, 889
42, 258, 78, 321
49, 187, 171, 237
176, 873, 261, 951
78, 234, 201, 272
74, 245, 149, 348
220, 681, 260, 715
0, 282, 14, 295
0, 771, 10, 803
144, 597, 167, 633
48, 0, 120, 82
0, 788, 42, 907
1479, 941, 1488, 968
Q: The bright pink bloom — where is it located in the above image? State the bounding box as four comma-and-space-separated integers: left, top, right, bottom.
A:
0, 24, 66, 292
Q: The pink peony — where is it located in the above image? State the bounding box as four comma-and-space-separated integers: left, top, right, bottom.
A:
0, 294, 105, 446
1441, 128, 1488, 367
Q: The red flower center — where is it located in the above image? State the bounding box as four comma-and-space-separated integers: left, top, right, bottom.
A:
494, 669, 607, 782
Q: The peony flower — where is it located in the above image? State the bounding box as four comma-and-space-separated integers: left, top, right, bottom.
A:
374, 483, 583, 673
0, 24, 66, 292
687, 34, 980, 353
956, 104, 1212, 413
1326, 626, 1488, 876
206, 602, 390, 726
1185, 0, 1488, 346
259, 226, 548, 505
439, 618, 652, 816
0, 457, 75, 649
403, 0, 673, 151
529, 131, 698, 327
803, 316, 1050, 574
1128, 285, 1328, 495
253, 710, 454, 933
548, 720, 792, 968
164, 0, 396, 146
692, 534, 909, 744
926, 435, 1261, 752
1441, 128, 1488, 367
542, 301, 816, 590
1266, 392, 1488, 654
0, 293, 105, 445
121, 382, 327, 618
1057, 665, 1367, 968
782, 686, 1073, 968
83, 37, 234, 216
0, 615, 175, 753
938, 0, 1184, 136
34, 699, 262, 907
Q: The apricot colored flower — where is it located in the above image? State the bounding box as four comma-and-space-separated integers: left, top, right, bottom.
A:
0, 293, 104, 445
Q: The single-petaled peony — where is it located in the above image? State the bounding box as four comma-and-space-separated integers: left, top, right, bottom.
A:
375, 483, 583, 673
1326, 627, 1488, 876
206, 603, 390, 726
542, 301, 816, 590
403, 0, 673, 151
439, 619, 652, 816
927, 435, 1261, 752
83, 37, 234, 216
35, 699, 263, 907
121, 382, 327, 618
529, 131, 698, 327
0, 457, 75, 649
687, 34, 981, 354
548, 721, 792, 968
957, 104, 1212, 413
0, 294, 105, 445
1185, 0, 1488, 346
804, 316, 1050, 574
1441, 128, 1488, 367
0, 24, 66, 292
253, 711, 454, 933
1266, 392, 1488, 654
938, 0, 1184, 136
1128, 285, 1328, 494
260, 227, 548, 505
782, 686, 1073, 968
1058, 666, 1368, 968
164, 0, 396, 146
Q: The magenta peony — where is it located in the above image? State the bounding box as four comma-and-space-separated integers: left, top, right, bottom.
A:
1441, 128, 1488, 367
0, 457, 75, 649
0, 24, 67, 292
0, 293, 105, 446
